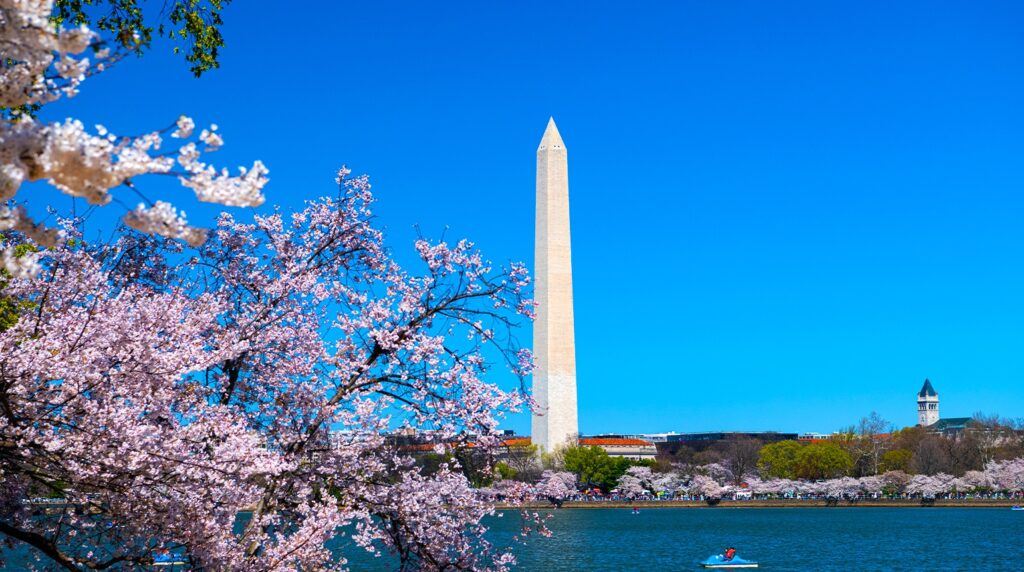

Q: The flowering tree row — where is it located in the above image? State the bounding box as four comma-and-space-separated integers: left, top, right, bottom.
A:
605, 459, 1024, 500
494, 459, 1024, 503
482, 457, 1024, 506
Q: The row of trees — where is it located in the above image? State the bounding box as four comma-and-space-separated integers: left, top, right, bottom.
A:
430, 443, 656, 493
638, 458, 1024, 500
757, 441, 853, 480
487, 412, 1024, 504
489, 443, 655, 492
661, 413, 1024, 483
832, 412, 1024, 477
523, 458, 1024, 503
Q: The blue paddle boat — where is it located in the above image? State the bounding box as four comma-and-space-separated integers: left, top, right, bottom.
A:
153, 550, 187, 567
701, 553, 759, 568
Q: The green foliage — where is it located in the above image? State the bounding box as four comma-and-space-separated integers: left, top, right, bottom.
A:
562, 445, 652, 492
563, 446, 612, 489
494, 462, 516, 481
794, 442, 853, 480
881, 448, 913, 473
53, 0, 230, 77
610, 455, 655, 482
452, 447, 493, 488
0, 241, 38, 332
757, 440, 802, 479
414, 452, 451, 478
0, 294, 18, 332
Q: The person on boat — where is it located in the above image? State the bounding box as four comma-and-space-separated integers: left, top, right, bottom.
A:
723, 547, 737, 561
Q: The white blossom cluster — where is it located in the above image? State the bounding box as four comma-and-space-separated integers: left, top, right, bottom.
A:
177, 136, 269, 207
1, 0, 268, 276
0, 0, 107, 109
1, 118, 175, 205
0, 246, 40, 278
124, 201, 207, 246
0, 205, 60, 246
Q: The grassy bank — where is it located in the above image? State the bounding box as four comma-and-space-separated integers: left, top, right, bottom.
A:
499, 498, 1023, 509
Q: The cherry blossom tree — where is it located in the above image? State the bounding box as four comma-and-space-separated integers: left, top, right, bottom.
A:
651, 471, 682, 497
560, 460, 1024, 504
881, 470, 911, 496
955, 470, 990, 492
985, 458, 1024, 493
1, 0, 268, 277
700, 462, 734, 485
0, 172, 537, 570
821, 477, 861, 499
906, 474, 954, 498
534, 471, 576, 501
795, 479, 824, 498
745, 476, 794, 498
689, 475, 728, 500
615, 466, 654, 500
857, 475, 884, 497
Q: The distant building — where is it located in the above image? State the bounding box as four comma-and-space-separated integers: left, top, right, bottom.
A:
928, 417, 973, 436
671, 431, 797, 449
913, 379, 976, 435
621, 432, 680, 443
483, 434, 658, 460
917, 379, 940, 426
578, 436, 657, 460
798, 432, 833, 442
648, 431, 798, 456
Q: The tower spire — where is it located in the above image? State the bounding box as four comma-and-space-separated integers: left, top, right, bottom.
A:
917, 378, 939, 426
532, 117, 579, 452
538, 117, 564, 150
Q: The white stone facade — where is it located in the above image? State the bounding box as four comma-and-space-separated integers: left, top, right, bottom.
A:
531, 118, 579, 452
917, 379, 940, 427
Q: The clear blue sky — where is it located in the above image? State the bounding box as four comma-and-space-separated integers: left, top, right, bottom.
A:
38, 0, 1024, 435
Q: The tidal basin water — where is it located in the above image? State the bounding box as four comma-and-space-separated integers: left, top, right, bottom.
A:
344, 508, 1024, 571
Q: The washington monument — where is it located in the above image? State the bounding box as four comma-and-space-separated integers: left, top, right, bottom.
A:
531, 118, 579, 452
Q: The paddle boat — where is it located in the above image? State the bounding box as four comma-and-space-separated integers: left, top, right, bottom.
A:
700, 553, 759, 568
153, 550, 187, 567
1012, 505, 1023, 511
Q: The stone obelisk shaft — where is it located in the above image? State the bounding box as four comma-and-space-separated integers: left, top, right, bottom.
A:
532, 118, 579, 452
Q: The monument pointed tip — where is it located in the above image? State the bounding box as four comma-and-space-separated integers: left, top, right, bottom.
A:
539, 117, 565, 151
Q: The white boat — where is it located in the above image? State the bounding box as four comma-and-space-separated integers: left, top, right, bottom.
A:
701, 554, 759, 568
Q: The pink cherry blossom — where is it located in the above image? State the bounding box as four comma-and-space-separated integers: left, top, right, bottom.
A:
0, 173, 537, 570
535, 471, 576, 500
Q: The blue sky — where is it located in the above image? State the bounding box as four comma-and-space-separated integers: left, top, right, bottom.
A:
38, 0, 1024, 435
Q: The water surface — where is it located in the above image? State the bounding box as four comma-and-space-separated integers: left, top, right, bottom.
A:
344, 507, 1024, 571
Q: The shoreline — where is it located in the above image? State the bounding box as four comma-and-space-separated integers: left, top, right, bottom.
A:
497, 499, 1023, 509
